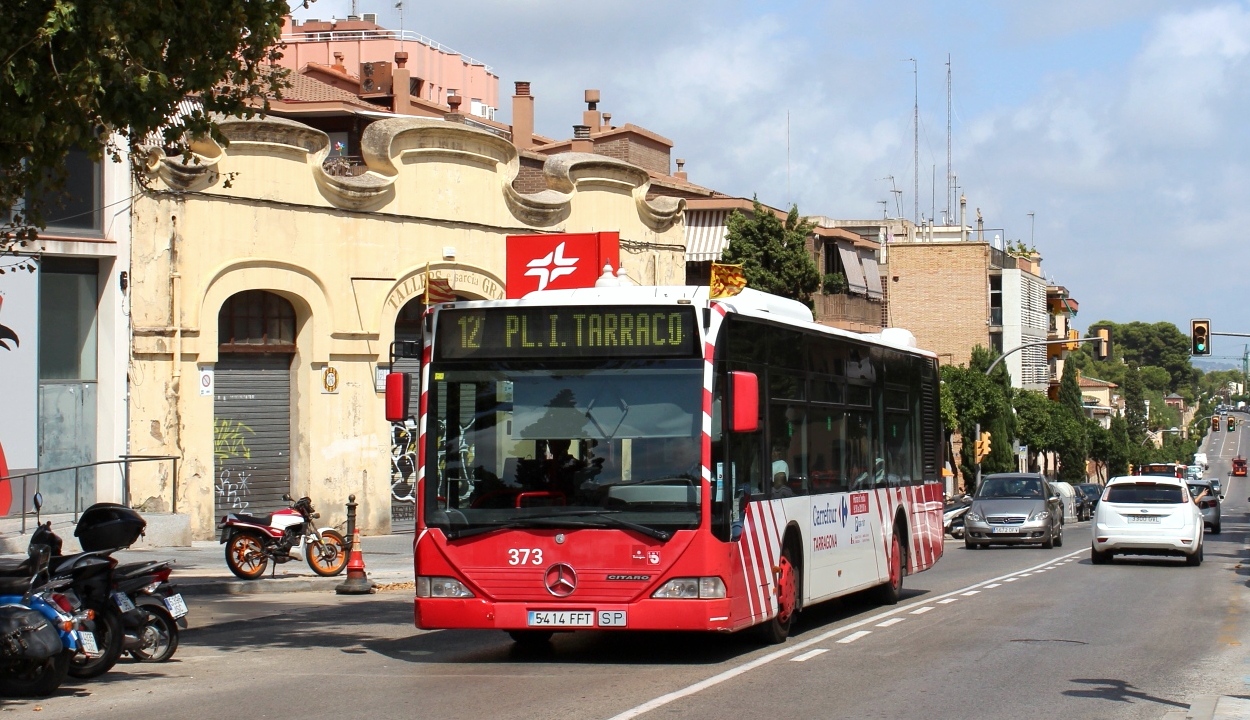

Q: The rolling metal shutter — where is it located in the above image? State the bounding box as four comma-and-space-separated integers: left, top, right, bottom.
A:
214, 354, 293, 517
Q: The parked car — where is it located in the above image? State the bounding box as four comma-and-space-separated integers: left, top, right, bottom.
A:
964, 473, 1064, 549
1075, 483, 1103, 517
1048, 481, 1079, 523
1186, 479, 1221, 534
1091, 475, 1204, 565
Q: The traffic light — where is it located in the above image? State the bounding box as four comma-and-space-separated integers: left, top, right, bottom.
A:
1213, 416, 1221, 432
975, 431, 992, 463
1094, 326, 1111, 361
1191, 319, 1211, 356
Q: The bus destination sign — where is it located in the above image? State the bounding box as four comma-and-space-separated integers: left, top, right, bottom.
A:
436, 306, 699, 360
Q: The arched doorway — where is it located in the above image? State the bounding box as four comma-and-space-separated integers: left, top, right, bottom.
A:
389, 292, 470, 530
214, 290, 296, 517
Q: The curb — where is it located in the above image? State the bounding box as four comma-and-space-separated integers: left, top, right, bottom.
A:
176, 573, 413, 597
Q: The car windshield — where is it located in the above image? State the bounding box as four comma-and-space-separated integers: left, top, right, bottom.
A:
976, 477, 1045, 499
1105, 483, 1184, 504
423, 360, 704, 538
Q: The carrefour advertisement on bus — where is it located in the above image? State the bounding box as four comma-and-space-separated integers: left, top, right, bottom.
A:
0, 265, 38, 514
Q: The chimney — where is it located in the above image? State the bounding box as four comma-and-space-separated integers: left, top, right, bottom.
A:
959, 194, 968, 242
601, 112, 612, 130
446, 95, 464, 122
675, 158, 687, 181
332, 52, 346, 73
512, 81, 534, 150
583, 89, 602, 132
393, 52, 412, 115
572, 125, 592, 153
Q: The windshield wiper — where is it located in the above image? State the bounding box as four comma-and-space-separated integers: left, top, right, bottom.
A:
444, 511, 672, 542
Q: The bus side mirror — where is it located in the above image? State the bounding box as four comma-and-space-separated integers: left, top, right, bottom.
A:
385, 372, 411, 422
729, 371, 759, 433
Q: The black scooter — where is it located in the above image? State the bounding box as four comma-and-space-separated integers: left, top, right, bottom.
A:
111, 560, 186, 662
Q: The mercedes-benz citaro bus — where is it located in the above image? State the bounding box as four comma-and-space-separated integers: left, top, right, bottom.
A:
384, 285, 945, 646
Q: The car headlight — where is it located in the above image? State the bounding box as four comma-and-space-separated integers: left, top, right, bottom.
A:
416, 576, 475, 598
1029, 510, 1050, 522
651, 577, 726, 599
968, 509, 983, 522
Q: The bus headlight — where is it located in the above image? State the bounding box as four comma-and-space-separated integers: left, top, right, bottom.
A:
416, 576, 475, 598
651, 577, 726, 599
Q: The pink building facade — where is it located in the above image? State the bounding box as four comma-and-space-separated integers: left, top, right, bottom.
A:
276, 16, 499, 119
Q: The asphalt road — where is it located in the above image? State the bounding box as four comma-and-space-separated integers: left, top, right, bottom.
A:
9, 461, 1250, 719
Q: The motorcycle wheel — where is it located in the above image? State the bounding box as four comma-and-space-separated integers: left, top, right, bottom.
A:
225, 532, 269, 580
306, 530, 349, 577
130, 607, 179, 663
69, 602, 124, 679
0, 651, 71, 698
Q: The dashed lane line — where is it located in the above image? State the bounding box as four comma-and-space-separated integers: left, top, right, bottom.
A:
789, 649, 828, 662
605, 548, 1085, 720
961, 590, 981, 596
876, 618, 906, 627
938, 598, 959, 604
837, 631, 872, 644
985, 583, 1002, 589
910, 606, 935, 615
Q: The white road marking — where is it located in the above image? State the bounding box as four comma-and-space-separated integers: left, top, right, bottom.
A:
837, 631, 872, 644
1018, 572, 1032, 576
962, 590, 981, 596
789, 649, 828, 662
985, 583, 1002, 589
1005, 578, 1018, 582
910, 606, 935, 615
605, 548, 1086, 720
876, 618, 906, 627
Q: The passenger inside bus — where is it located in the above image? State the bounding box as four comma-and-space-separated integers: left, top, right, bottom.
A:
771, 447, 794, 498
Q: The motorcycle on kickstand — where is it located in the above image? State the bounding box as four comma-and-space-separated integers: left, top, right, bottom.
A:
111, 560, 187, 663
218, 495, 349, 580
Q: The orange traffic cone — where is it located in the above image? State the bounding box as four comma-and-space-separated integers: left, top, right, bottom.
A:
335, 527, 376, 595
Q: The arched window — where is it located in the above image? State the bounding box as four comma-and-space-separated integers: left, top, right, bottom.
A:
218, 290, 296, 351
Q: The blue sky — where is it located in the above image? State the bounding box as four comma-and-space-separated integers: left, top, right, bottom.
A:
290, 1, 1250, 354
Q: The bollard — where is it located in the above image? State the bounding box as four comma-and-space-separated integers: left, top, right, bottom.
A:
336, 494, 375, 595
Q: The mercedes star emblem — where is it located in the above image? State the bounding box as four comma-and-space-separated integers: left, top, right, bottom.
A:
544, 563, 577, 597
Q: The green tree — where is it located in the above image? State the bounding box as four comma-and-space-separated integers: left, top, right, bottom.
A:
1055, 360, 1089, 481
968, 347, 1016, 474
1122, 364, 1148, 457
2, 0, 289, 251
1080, 321, 1198, 396
1107, 415, 1131, 477
722, 197, 821, 307
1012, 390, 1053, 473
1087, 420, 1113, 482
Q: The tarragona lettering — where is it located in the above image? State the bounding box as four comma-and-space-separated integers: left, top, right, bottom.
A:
504, 312, 685, 349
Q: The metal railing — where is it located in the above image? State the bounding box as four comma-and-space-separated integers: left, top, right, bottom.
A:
5, 455, 179, 533
281, 29, 495, 72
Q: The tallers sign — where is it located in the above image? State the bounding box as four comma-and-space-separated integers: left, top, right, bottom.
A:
505, 232, 620, 299
0, 267, 38, 515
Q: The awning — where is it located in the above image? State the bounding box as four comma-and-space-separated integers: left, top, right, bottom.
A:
858, 248, 883, 300
684, 209, 730, 262
837, 242, 868, 295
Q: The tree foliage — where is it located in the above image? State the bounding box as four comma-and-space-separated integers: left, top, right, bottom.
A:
1012, 390, 1053, 472
2, 0, 289, 250
722, 197, 821, 308
1078, 320, 1198, 396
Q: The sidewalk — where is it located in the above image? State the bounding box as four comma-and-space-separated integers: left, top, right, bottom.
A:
0, 532, 415, 597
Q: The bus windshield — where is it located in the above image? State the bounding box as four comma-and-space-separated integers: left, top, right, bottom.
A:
425, 359, 704, 539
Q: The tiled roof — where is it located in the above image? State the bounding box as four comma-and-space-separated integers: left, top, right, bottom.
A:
1078, 376, 1118, 388
273, 72, 380, 111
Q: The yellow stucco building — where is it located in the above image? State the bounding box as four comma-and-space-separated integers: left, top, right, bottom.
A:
128, 115, 686, 538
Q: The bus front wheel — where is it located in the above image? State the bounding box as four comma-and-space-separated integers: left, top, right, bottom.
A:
755, 543, 799, 644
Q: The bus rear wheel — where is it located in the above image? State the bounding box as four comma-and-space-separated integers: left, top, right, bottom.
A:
756, 543, 799, 644
876, 529, 904, 605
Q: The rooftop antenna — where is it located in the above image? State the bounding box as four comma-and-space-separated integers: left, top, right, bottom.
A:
945, 54, 953, 224
905, 57, 918, 224
878, 200, 889, 219
1028, 212, 1035, 247
879, 176, 902, 218
786, 110, 791, 208
396, 1, 405, 50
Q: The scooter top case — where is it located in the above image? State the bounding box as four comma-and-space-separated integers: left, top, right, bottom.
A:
75, 504, 146, 552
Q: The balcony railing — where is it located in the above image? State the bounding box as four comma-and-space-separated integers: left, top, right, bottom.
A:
989, 246, 1016, 269
281, 29, 494, 72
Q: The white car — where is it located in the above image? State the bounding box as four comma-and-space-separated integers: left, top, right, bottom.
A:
1091, 475, 1204, 565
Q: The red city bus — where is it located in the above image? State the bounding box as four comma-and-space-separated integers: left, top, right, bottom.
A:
1234, 458, 1247, 477
1133, 463, 1186, 479
387, 285, 945, 644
